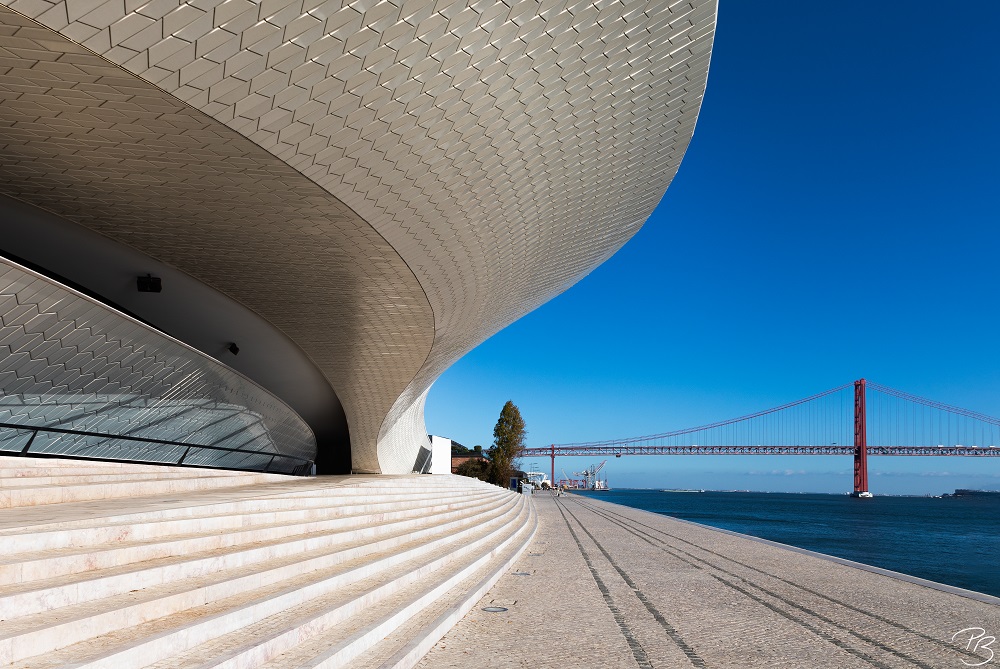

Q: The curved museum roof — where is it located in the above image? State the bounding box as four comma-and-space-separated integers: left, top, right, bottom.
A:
0, 0, 716, 473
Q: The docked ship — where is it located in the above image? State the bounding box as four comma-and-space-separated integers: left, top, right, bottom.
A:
524, 470, 552, 489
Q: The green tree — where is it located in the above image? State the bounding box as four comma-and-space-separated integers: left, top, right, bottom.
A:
488, 400, 526, 486
455, 457, 491, 482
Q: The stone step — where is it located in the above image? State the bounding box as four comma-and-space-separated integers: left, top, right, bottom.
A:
0, 472, 230, 485
0, 456, 251, 473
0, 479, 488, 535
0, 455, 285, 480
329, 477, 476, 488
0, 490, 514, 619
5, 491, 524, 668
0, 473, 283, 508
0, 481, 484, 525
143, 497, 531, 669
0, 487, 497, 557
0, 490, 504, 587
0, 457, 530, 669
259, 499, 535, 669
349, 503, 538, 669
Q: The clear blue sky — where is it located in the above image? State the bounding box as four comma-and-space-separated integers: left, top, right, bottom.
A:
426, 2, 1000, 495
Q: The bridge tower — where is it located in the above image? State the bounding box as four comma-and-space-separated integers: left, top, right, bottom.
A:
550, 444, 555, 489
852, 378, 872, 497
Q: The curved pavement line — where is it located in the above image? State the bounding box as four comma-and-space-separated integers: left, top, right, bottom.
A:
556, 498, 707, 668
553, 500, 654, 669
570, 496, 984, 667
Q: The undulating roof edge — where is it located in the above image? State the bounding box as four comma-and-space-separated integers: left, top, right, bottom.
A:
0, 0, 717, 473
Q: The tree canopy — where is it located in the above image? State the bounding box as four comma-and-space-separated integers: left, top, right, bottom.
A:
488, 400, 526, 486
449, 441, 483, 457
454, 457, 490, 481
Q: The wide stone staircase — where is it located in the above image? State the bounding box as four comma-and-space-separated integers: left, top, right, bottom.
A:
0, 456, 536, 668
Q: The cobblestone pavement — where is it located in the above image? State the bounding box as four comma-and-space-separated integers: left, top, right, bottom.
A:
419, 493, 1000, 668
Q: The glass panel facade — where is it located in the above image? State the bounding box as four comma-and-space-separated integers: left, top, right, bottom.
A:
0, 427, 31, 453
0, 259, 316, 472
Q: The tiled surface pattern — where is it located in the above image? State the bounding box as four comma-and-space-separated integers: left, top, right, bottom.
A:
0, 6, 433, 472
0, 258, 317, 469
0, 0, 715, 473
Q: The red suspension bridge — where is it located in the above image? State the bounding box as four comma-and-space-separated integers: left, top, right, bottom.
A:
523, 379, 1000, 497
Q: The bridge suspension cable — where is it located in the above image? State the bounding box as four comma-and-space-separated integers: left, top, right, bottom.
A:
523, 379, 1000, 495
549, 381, 856, 451
866, 380, 1000, 448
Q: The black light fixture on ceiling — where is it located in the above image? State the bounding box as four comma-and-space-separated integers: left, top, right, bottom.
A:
136, 274, 162, 292
228, 342, 240, 356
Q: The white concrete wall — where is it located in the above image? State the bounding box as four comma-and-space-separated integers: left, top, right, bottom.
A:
429, 436, 453, 476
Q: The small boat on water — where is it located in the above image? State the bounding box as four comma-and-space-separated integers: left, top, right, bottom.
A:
661, 489, 705, 493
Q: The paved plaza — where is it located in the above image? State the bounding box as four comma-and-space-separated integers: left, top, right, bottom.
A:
420, 493, 1000, 668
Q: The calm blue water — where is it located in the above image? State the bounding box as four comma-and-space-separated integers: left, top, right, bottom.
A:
576, 489, 1000, 597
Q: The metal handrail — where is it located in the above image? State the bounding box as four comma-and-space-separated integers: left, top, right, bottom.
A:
0, 421, 314, 476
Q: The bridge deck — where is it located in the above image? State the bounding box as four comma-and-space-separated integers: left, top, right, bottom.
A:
419, 492, 1000, 668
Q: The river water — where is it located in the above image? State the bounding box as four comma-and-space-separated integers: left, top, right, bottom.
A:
576, 489, 1000, 598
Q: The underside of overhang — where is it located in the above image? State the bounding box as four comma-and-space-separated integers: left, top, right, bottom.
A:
0, 6, 435, 473
0, 194, 347, 470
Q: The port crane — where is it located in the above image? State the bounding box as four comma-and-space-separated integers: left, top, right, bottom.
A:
572, 460, 608, 490
557, 461, 609, 490
558, 468, 584, 489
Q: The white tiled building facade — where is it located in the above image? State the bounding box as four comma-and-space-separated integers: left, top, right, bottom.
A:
0, 0, 716, 473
